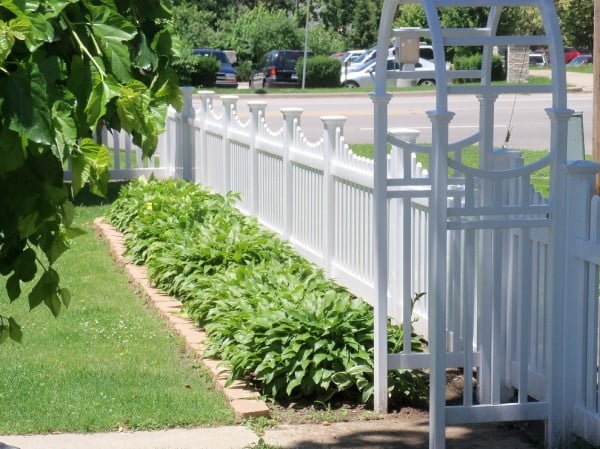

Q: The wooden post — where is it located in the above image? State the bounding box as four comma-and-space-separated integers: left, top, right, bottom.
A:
594, 0, 600, 193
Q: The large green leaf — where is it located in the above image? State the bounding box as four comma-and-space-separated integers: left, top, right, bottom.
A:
84, 68, 119, 128
0, 63, 51, 144
87, 3, 136, 82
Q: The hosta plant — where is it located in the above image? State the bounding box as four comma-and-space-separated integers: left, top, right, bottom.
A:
108, 179, 428, 405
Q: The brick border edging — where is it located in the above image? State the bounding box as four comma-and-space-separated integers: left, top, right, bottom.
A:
93, 217, 270, 419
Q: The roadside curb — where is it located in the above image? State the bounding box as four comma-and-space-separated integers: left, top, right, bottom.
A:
93, 217, 271, 420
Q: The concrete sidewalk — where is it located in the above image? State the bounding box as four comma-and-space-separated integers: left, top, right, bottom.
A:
535, 68, 593, 92
0, 418, 541, 449
0, 426, 257, 449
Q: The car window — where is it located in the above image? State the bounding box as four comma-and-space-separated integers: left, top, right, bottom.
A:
282, 53, 302, 70
420, 47, 434, 60
387, 60, 399, 70
193, 50, 229, 64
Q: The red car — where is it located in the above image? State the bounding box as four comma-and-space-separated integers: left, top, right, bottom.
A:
564, 47, 580, 63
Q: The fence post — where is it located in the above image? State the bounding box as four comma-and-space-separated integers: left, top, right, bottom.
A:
221, 95, 239, 194
180, 87, 195, 181
388, 128, 420, 326
562, 160, 600, 446
281, 108, 303, 238
545, 107, 573, 449
248, 101, 267, 216
165, 106, 177, 178
321, 116, 346, 275
196, 91, 214, 185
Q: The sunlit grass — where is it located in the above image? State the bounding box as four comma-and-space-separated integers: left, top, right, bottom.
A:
349, 143, 550, 198
0, 194, 234, 434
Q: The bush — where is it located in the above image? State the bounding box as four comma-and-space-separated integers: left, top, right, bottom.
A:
296, 56, 341, 88
308, 23, 346, 56
452, 53, 505, 82
108, 179, 427, 405
236, 60, 253, 82
173, 54, 219, 87
218, 5, 302, 62
191, 56, 219, 87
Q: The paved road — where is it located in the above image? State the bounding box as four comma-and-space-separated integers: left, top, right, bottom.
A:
204, 91, 592, 153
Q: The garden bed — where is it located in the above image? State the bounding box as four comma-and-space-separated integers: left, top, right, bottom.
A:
107, 179, 429, 410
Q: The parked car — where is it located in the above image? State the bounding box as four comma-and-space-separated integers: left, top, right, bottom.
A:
341, 57, 436, 88
250, 50, 312, 88
567, 54, 592, 66
564, 47, 580, 63
191, 48, 238, 88
529, 53, 548, 66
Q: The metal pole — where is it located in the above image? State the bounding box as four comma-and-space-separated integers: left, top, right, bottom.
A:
302, 0, 310, 90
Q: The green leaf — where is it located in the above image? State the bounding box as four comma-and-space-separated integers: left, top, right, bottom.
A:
85, 70, 119, 127
17, 212, 39, 239
0, 21, 16, 65
88, 4, 136, 82
52, 101, 77, 159
0, 63, 52, 144
285, 378, 301, 396
62, 201, 75, 227
28, 268, 60, 311
47, 229, 70, 264
14, 248, 37, 282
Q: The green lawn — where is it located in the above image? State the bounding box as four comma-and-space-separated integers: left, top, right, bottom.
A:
0, 195, 234, 434
349, 144, 550, 198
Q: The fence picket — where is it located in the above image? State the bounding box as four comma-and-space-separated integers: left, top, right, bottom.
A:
67, 91, 600, 449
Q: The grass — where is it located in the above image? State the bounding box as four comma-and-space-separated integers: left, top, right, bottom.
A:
567, 64, 593, 73
349, 144, 550, 198
205, 75, 551, 96
0, 189, 234, 434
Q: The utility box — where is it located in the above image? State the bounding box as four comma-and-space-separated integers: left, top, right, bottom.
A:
396, 37, 419, 64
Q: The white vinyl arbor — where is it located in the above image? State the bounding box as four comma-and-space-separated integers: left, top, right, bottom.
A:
371, 1, 574, 448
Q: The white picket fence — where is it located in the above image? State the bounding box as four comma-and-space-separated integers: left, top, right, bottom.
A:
82, 89, 600, 447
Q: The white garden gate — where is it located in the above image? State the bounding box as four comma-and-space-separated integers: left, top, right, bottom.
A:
371, 1, 594, 448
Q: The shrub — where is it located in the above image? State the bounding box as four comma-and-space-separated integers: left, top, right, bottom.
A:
296, 56, 341, 88
308, 23, 346, 56
173, 54, 219, 87
236, 60, 253, 82
218, 5, 302, 62
108, 179, 428, 405
191, 55, 219, 87
452, 53, 505, 82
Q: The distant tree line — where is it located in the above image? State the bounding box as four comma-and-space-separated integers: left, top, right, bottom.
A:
171, 0, 593, 66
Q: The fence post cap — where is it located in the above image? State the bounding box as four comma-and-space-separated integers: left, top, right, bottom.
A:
247, 101, 268, 108
321, 115, 347, 124
197, 90, 215, 98
280, 107, 303, 115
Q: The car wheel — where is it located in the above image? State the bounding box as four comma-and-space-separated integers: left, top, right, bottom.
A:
343, 80, 359, 88
418, 79, 435, 86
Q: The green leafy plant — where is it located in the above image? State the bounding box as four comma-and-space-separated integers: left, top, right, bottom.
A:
108, 179, 428, 406
0, 1, 181, 343
452, 53, 506, 82
296, 56, 341, 88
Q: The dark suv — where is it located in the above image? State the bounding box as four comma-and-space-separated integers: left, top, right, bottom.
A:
191, 48, 238, 88
250, 50, 312, 88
